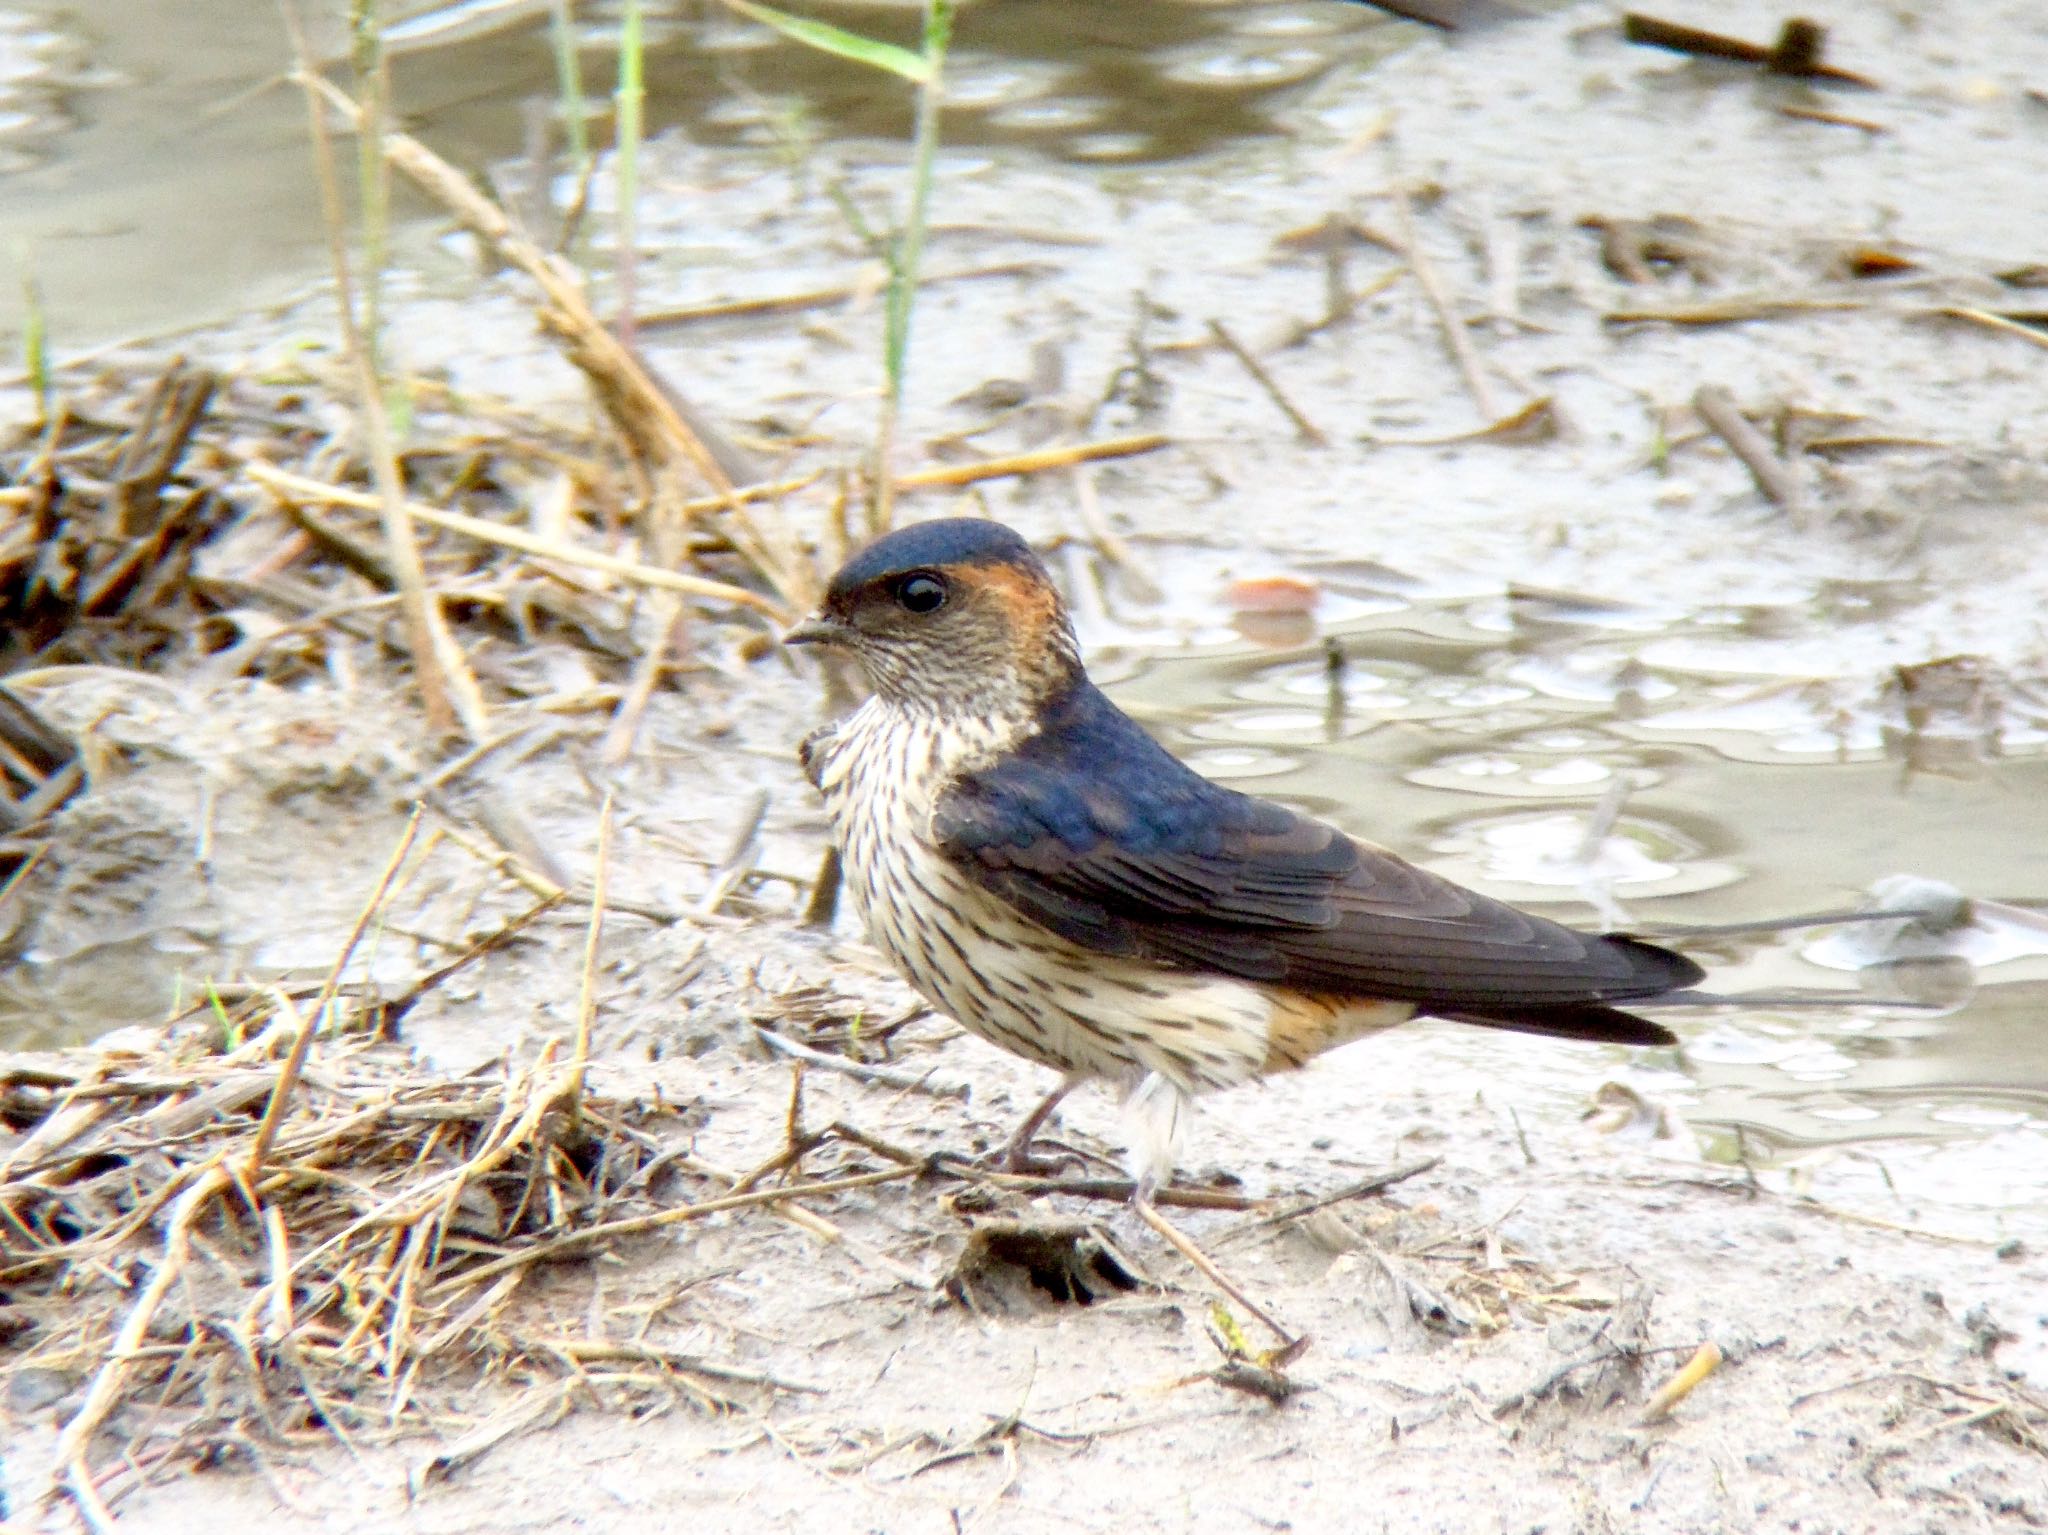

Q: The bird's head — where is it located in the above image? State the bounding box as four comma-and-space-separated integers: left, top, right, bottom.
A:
785, 519, 1080, 715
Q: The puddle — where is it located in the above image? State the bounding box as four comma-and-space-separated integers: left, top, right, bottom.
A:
1088, 562, 2048, 1212
0, 0, 1409, 347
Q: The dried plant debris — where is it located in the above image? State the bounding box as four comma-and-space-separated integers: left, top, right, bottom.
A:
1583, 213, 1722, 285
1492, 1283, 1656, 1421
0, 365, 762, 714
1582, 214, 2048, 353
0, 998, 887, 1516
1621, 13, 1878, 89
1305, 1194, 1653, 1353
1692, 385, 1805, 519
0, 684, 80, 839
1200, 1305, 1311, 1406
0, 360, 227, 672
749, 983, 930, 1069
1791, 1372, 2048, 1459
1, 218, 1166, 771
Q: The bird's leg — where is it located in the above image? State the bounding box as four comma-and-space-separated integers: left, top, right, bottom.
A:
1119, 1071, 1302, 1353
1130, 1176, 1303, 1355
993, 1073, 1083, 1175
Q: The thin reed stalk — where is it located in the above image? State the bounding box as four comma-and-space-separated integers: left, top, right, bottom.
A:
869, 0, 956, 532
278, 0, 489, 738
613, 0, 645, 350
348, 0, 391, 375
569, 793, 613, 1118
550, 0, 591, 173
246, 805, 423, 1178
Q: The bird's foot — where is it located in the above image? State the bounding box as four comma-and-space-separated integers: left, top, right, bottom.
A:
985, 1076, 1088, 1177
985, 1135, 1086, 1179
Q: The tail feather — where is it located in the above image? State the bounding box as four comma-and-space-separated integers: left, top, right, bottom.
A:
1440, 1003, 1678, 1048
1601, 934, 1707, 994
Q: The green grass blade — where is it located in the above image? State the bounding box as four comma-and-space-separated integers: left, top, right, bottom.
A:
550, 0, 591, 171
20, 272, 48, 422
722, 0, 931, 82
205, 980, 244, 1052
868, 0, 956, 531
883, 0, 955, 402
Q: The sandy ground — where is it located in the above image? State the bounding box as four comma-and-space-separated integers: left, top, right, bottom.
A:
21, 1053, 2048, 1535
5, 1, 2048, 1530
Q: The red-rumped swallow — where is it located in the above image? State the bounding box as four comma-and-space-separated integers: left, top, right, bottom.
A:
787, 519, 1702, 1191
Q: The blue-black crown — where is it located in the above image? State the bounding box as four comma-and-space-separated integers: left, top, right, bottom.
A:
828, 518, 1040, 599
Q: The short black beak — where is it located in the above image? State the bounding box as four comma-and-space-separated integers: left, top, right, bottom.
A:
783, 615, 851, 648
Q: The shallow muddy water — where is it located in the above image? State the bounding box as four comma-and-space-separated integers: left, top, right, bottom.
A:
1079, 564, 2048, 1212
0, 0, 1405, 346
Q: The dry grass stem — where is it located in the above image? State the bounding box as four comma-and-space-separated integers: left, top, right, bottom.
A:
246, 462, 787, 617
1390, 177, 1500, 422
280, 3, 487, 740
1931, 304, 2048, 352
1693, 385, 1805, 522
753, 1024, 965, 1097
1206, 320, 1328, 446
1640, 1339, 1725, 1423
291, 71, 815, 614
1135, 1197, 1300, 1351
247, 805, 424, 1177
1606, 297, 1868, 326
894, 433, 1170, 490
44, 1161, 234, 1515
570, 794, 614, 1108
434, 1165, 922, 1296
631, 261, 1055, 330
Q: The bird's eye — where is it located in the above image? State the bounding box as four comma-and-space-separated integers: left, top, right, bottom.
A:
894, 572, 948, 615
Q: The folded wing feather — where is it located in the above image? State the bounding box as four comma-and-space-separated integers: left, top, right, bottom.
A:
934, 682, 1700, 1042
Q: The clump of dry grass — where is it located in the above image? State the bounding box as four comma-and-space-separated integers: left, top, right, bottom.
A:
0, 811, 868, 1521
0, 346, 795, 871
4, 1017, 617, 1498
0, 925, 845, 1518
0, 359, 224, 675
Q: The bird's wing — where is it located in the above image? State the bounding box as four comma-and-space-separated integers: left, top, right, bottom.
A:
933, 683, 1701, 1019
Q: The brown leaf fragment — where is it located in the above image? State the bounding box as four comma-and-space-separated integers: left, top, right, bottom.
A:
1836, 245, 1916, 278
